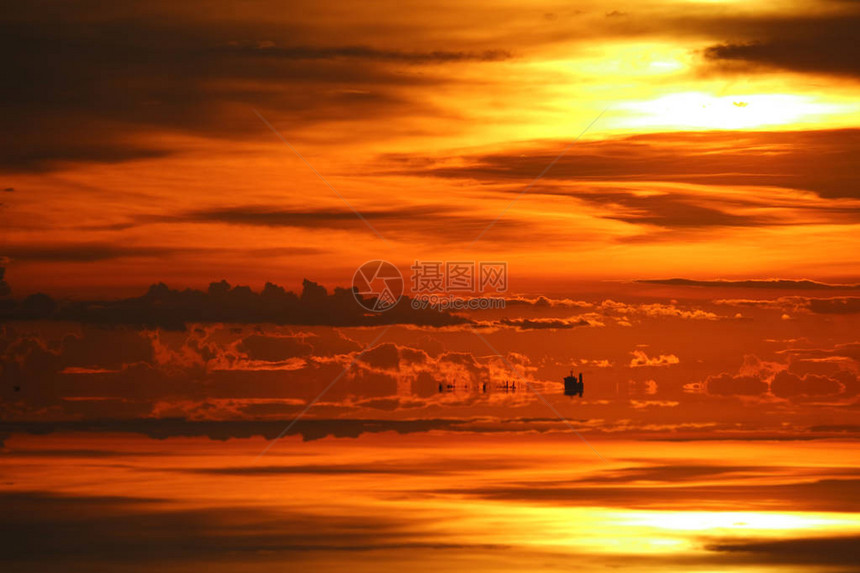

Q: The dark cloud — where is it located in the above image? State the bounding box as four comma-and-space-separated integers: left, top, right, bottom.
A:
2, 243, 322, 262
703, 14, 860, 79
237, 333, 313, 362
400, 130, 860, 201
0, 267, 9, 297
141, 204, 531, 244
713, 296, 860, 315
3, 0, 859, 187
175, 205, 452, 227
0, 417, 483, 443
809, 424, 860, 434
429, 478, 860, 512
358, 342, 405, 370
2, 244, 186, 263
0, 323, 528, 420
0, 490, 499, 567
706, 535, 860, 567
223, 43, 511, 63
4, 0, 860, 174
784, 342, 860, 362
0, 279, 469, 329
0, 2, 509, 172
771, 370, 844, 398
808, 297, 860, 314
705, 361, 768, 395
495, 317, 590, 330
571, 464, 788, 484
182, 457, 520, 477
1, 447, 173, 458
502, 295, 588, 308
601, 195, 774, 228
60, 329, 153, 369
638, 278, 860, 290
714, 294, 860, 315
703, 358, 857, 398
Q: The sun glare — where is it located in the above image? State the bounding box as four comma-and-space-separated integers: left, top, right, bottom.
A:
621, 92, 849, 130
616, 510, 860, 533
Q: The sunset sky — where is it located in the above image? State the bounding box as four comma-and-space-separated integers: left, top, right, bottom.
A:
2, 0, 860, 293
1, 1, 859, 571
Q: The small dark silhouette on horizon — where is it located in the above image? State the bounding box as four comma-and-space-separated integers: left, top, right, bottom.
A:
564, 370, 584, 397
437, 380, 519, 394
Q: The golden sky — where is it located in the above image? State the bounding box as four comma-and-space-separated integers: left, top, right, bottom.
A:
2, 0, 860, 294
1, 3, 859, 571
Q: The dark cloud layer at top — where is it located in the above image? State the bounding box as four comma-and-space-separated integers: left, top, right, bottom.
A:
0, 1, 511, 172
5, 0, 860, 173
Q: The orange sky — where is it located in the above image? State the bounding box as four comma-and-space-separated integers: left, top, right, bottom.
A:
2, 0, 860, 295
1, 2, 859, 571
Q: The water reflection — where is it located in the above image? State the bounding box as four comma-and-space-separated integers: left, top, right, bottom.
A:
1, 433, 857, 572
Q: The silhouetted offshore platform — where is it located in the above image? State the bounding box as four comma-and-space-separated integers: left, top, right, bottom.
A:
564, 371, 584, 397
